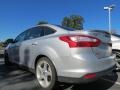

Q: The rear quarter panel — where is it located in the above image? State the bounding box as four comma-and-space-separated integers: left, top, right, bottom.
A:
27, 34, 70, 71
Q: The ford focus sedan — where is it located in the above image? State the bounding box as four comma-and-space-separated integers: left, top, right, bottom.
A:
4, 24, 116, 90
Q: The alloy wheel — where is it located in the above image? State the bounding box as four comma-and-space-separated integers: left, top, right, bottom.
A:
36, 60, 52, 88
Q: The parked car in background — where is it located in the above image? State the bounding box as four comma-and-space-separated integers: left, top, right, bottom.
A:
0, 43, 5, 55
4, 24, 116, 90
111, 34, 120, 68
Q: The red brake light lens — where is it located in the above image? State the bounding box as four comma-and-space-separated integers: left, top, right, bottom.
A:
84, 73, 96, 79
59, 35, 101, 48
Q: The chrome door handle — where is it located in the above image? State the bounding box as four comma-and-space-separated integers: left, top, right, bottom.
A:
32, 43, 37, 45
32, 42, 38, 45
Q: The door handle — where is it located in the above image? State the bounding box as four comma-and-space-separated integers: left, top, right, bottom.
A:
32, 42, 38, 45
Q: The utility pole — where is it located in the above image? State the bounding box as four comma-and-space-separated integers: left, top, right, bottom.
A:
104, 4, 115, 34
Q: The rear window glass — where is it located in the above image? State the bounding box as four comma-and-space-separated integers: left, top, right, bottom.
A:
56, 25, 76, 31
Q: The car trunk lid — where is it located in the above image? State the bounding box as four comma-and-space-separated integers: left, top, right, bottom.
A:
89, 30, 111, 58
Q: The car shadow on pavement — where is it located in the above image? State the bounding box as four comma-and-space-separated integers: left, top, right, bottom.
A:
0, 58, 118, 90
0, 59, 41, 90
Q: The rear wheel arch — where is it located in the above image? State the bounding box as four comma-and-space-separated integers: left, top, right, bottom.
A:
35, 55, 46, 68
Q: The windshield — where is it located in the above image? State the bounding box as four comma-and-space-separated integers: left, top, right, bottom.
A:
56, 25, 76, 31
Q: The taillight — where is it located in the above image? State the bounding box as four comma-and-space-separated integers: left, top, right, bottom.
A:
59, 35, 101, 48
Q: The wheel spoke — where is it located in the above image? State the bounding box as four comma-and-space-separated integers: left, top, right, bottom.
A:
38, 74, 44, 80
46, 71, 52, 76
44, 76, 49, 86
38, 65, 42, 71
46, 66, 52, 76
37, 65, 44, 80
43, 62, 48, 71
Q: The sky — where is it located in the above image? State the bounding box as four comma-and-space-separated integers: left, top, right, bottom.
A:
0, 0, 120, 41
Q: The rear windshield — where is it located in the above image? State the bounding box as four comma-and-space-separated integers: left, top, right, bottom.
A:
56, 25, 76, 31
112, 34, 120, 38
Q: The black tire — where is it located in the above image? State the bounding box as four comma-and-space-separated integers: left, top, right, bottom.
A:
112, 50, 120, 68
35, 57, 57, 90
4, 53, 12, 66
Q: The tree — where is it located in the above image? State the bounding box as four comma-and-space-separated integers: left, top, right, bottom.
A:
0, 42, 4, 49
4, 39, 13, 46
37, 21, 48, 25
62, 15, 84, 30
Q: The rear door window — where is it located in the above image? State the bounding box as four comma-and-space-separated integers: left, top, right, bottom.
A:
26, 27, 43, 40
43, 27, 56, 36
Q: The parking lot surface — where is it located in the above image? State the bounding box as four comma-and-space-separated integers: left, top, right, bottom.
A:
0, 58, 120, 90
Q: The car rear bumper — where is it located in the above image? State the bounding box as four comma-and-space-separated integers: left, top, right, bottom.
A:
57, 55, 116, 77
58, 65, 116, 83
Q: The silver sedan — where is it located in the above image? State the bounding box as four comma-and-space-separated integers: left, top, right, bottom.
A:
4, 24, 116, 90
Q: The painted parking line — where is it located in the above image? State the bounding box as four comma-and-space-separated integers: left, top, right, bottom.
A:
101, 78, 120, 86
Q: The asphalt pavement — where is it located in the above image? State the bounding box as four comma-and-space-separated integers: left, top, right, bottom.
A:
0, 58, 120, 90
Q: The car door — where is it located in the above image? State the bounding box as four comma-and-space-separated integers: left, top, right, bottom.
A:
19, 27, 44, 67
9, 31, 27, 64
